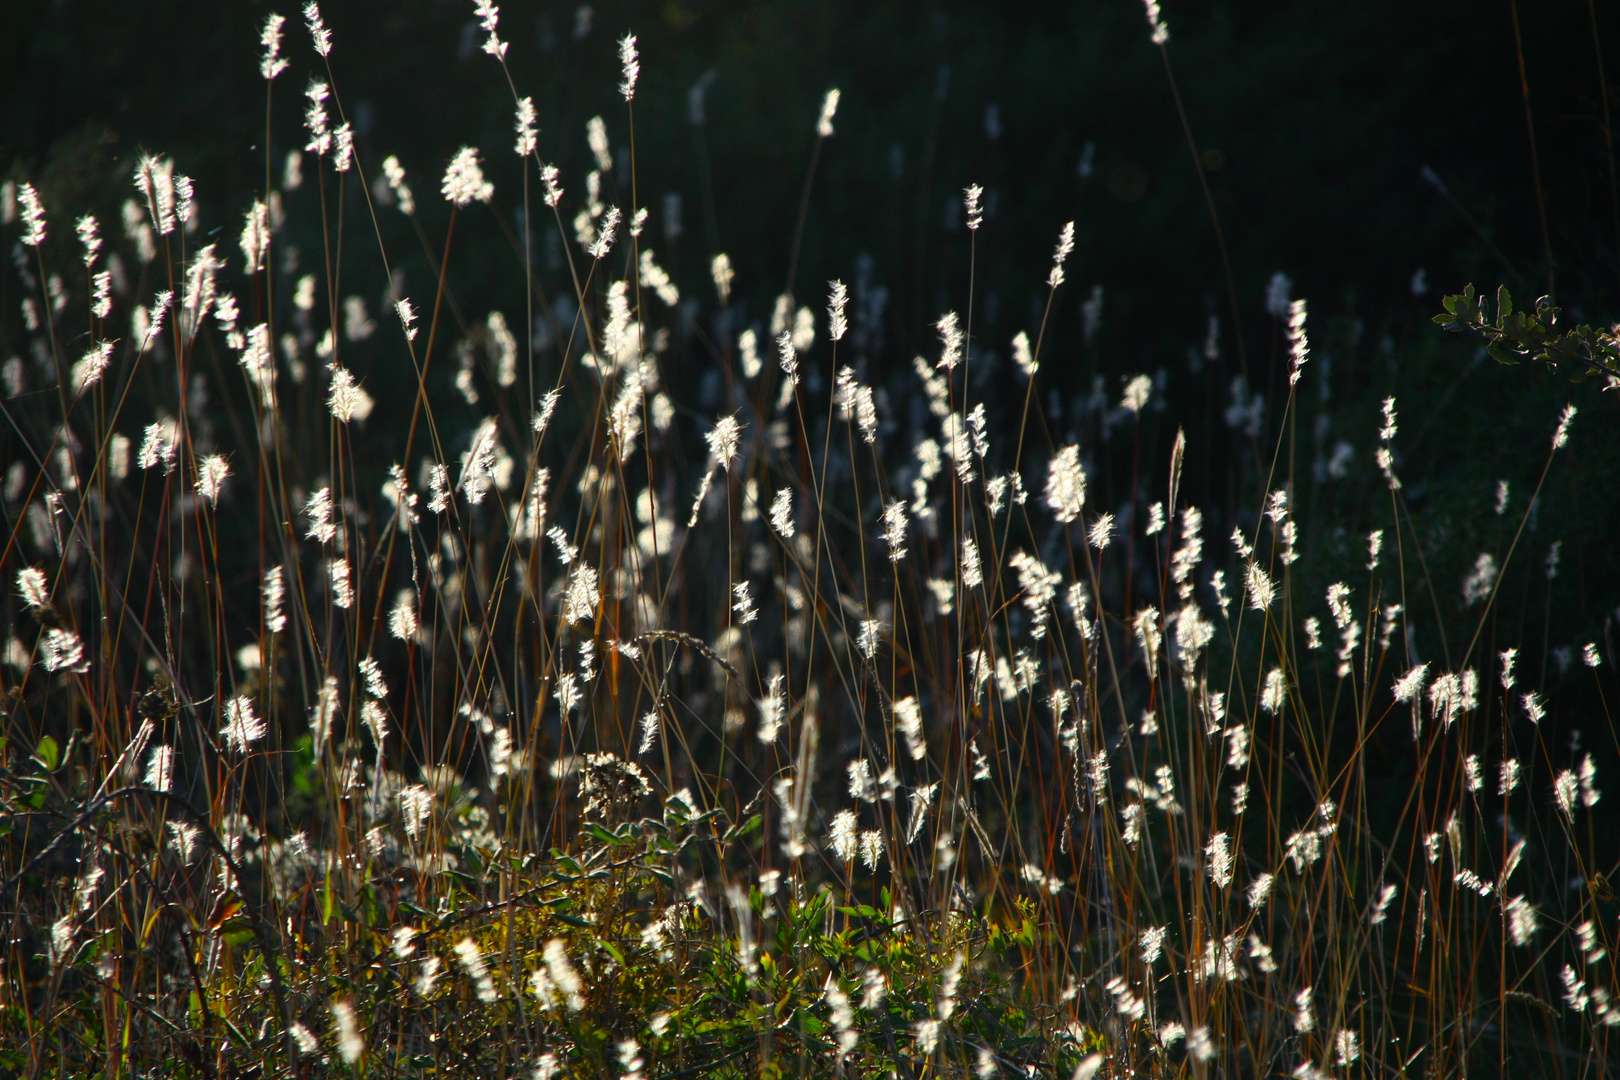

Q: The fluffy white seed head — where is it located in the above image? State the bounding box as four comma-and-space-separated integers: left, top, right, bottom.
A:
618, 34, 640, 100
1260, 668, 1287, 713
1552, 404, 1576, 450
76, 214, 101, 265
589, 206, 621, 259
327, 366, 374, 423
816, 88, 840, 137
1142, 0, 1169, 44
543, 939, 585, 1011
856, 619, 882, 660
707, 416, 742, 471
1286, 299, 1309, 385
770, 487, 795, 537
587, 115, 612, 170
381, 156, 416, 215
330, 998, 363, 1064
1121, 373, 1153, 413
827, 279, 849, 341
396, 298, 419, 342
963, 184, 984, 230
1379, 396, 1398, 442
935, 311, 964, 370
262, 566, 286, 633
711, 253, 734, 304
442, 147, 494, 206
1047, 221, 1075, 288
563, 565, 599, 625
260, 13, 289, 79
222, 695, 265, 753
474, 0, 507, 58
18, 182, 46, 247
1245, 562, 1276, 611
332, 123, 354, 171
1044, 445, 1085, 523
303, 2, 332, 57
390, 590, 418, 641
1010, 332, 1038, 381
194, 454, 230, 507
514, 96, 537, 157
1206, 832, 1233, 888
328, 558, 354, 608
1506, 895, 1539, 945
303, 81, 331, 156
758, 673, 786, 743
41, 627, 88, 673
830, 810, 857, 863
454, 937, 499, 1002
880, 500, 908, 562
1393, 663, 1428, 704
92, 271, 112, 319
143, 745, 174, 791
732, 581, 758, 624
960, 537, 984, 589
17, 567, 49, 610
1071, 515, 1111, 558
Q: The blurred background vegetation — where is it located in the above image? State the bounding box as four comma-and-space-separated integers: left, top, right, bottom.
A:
8, 0, 1618, 333
4, 0, 1618, 723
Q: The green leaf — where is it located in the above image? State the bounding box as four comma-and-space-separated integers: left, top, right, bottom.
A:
587, 821, 634, 847
34, 735, 59, 772
550, 850, 585, 875
722, 814, 762, 843
1496, 284, 1513, 320
221, 918, 257, 947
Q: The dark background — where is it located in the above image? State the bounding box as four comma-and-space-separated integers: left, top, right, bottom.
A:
5, 0, 1619, 711
7, 0, 1619, 353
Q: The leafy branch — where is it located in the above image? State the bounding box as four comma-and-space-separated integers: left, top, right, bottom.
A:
1434, 283, 1620, 381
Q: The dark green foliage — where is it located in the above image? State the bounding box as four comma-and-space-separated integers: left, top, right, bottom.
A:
1436, 284, 1620, 380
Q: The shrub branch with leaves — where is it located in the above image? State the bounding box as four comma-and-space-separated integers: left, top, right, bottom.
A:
1435, 283, 1620, 382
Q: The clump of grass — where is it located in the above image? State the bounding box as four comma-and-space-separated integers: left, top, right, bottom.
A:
1, 4, 1615, 1078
